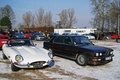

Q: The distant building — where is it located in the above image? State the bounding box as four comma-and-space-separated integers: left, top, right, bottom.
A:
54, 28, 97, 35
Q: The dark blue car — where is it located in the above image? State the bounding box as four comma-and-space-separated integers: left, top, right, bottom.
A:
43, 35, 114, 66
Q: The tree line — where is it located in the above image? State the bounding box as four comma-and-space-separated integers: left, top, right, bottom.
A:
0, 5, 15, 30
90, 0, 120, 33
21, 8, 77, 29
0, 0, 120, 34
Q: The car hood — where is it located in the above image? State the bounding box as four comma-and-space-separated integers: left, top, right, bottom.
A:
11, 46, 51, 63
79, 44, 113, 52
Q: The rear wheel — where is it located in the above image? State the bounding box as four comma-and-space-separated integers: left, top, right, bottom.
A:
35, 37, 37, 40
11, 62, 20, 71
76, 54, 87, 66
116, 38, 120, 43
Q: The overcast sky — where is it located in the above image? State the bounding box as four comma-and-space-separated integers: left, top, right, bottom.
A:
0, 0, 94, 28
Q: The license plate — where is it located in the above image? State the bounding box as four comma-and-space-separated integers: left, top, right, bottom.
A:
105, 57, 111, 60
34, 64, 43, 68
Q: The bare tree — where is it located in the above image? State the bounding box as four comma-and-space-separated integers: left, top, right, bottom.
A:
36, 8, 44, 27
22, 11, 32, 27
90, 0, 110, 32
31, 14, 36, 27
59, 10, 68, 28
67, 8, 77, 28
109, 0, 120, 33
59, 8, 77, 28
43, 11, 52, 27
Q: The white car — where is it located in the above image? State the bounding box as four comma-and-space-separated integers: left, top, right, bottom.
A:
2, 38, 53, 71
83, 34, 95, 40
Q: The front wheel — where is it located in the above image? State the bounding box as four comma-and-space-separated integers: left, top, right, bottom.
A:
11, 62, 20, 71
76, 54, 87, 66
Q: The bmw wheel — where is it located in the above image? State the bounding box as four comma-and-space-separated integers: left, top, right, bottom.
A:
76, 54, 87, 66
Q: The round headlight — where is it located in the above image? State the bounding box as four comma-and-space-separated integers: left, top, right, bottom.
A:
48, 52, 53, 59
96, 53, 99, 56
15, 55, 23, 62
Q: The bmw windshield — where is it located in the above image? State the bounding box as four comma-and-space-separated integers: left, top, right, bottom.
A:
71, 36, 93, 45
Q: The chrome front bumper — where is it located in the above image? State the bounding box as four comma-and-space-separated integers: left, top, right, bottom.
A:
15, 60, 53, 68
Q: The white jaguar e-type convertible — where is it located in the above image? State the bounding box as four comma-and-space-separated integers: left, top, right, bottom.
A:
2, 38, 53, 71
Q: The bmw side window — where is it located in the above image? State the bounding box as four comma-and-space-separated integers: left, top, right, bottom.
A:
64, 37, 71, 44
54, 36, 64, 44
54, 37, 61, 43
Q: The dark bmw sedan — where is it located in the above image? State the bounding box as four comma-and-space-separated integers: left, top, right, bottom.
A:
43, 35, 114, 66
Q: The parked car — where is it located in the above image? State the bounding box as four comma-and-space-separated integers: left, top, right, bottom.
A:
31, 32, 46, 40
83, 34, 95, 40
12, 32, 26, 38
116, 38, 120, 43
103, 35, 111, 40
0, 34, 10, 49
25, 32, 32, 39
43, 35, 114, 66
71, 33, 80, 35
110, 34, 119, 39
49, 32, 59, 39
2, 38, 53, 71
62, 33, 70, 35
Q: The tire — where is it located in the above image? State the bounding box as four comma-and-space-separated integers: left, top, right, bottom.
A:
76, 54, 87, 66
117, 39, 120, 43
2, 51, 7, 59
116, 38, 120, 43
118, 40, 120, 43
11, 62, 20, 71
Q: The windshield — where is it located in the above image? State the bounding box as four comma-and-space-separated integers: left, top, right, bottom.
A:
71, 36, 93, 45
8, 39, 34, 46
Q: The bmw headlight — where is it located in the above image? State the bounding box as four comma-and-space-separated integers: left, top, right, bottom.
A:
96, 53, 99, 56
48, 52, 53, 59
95, 52, 102, 57
99, 53, 102, 56
15, 55, 23, 62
